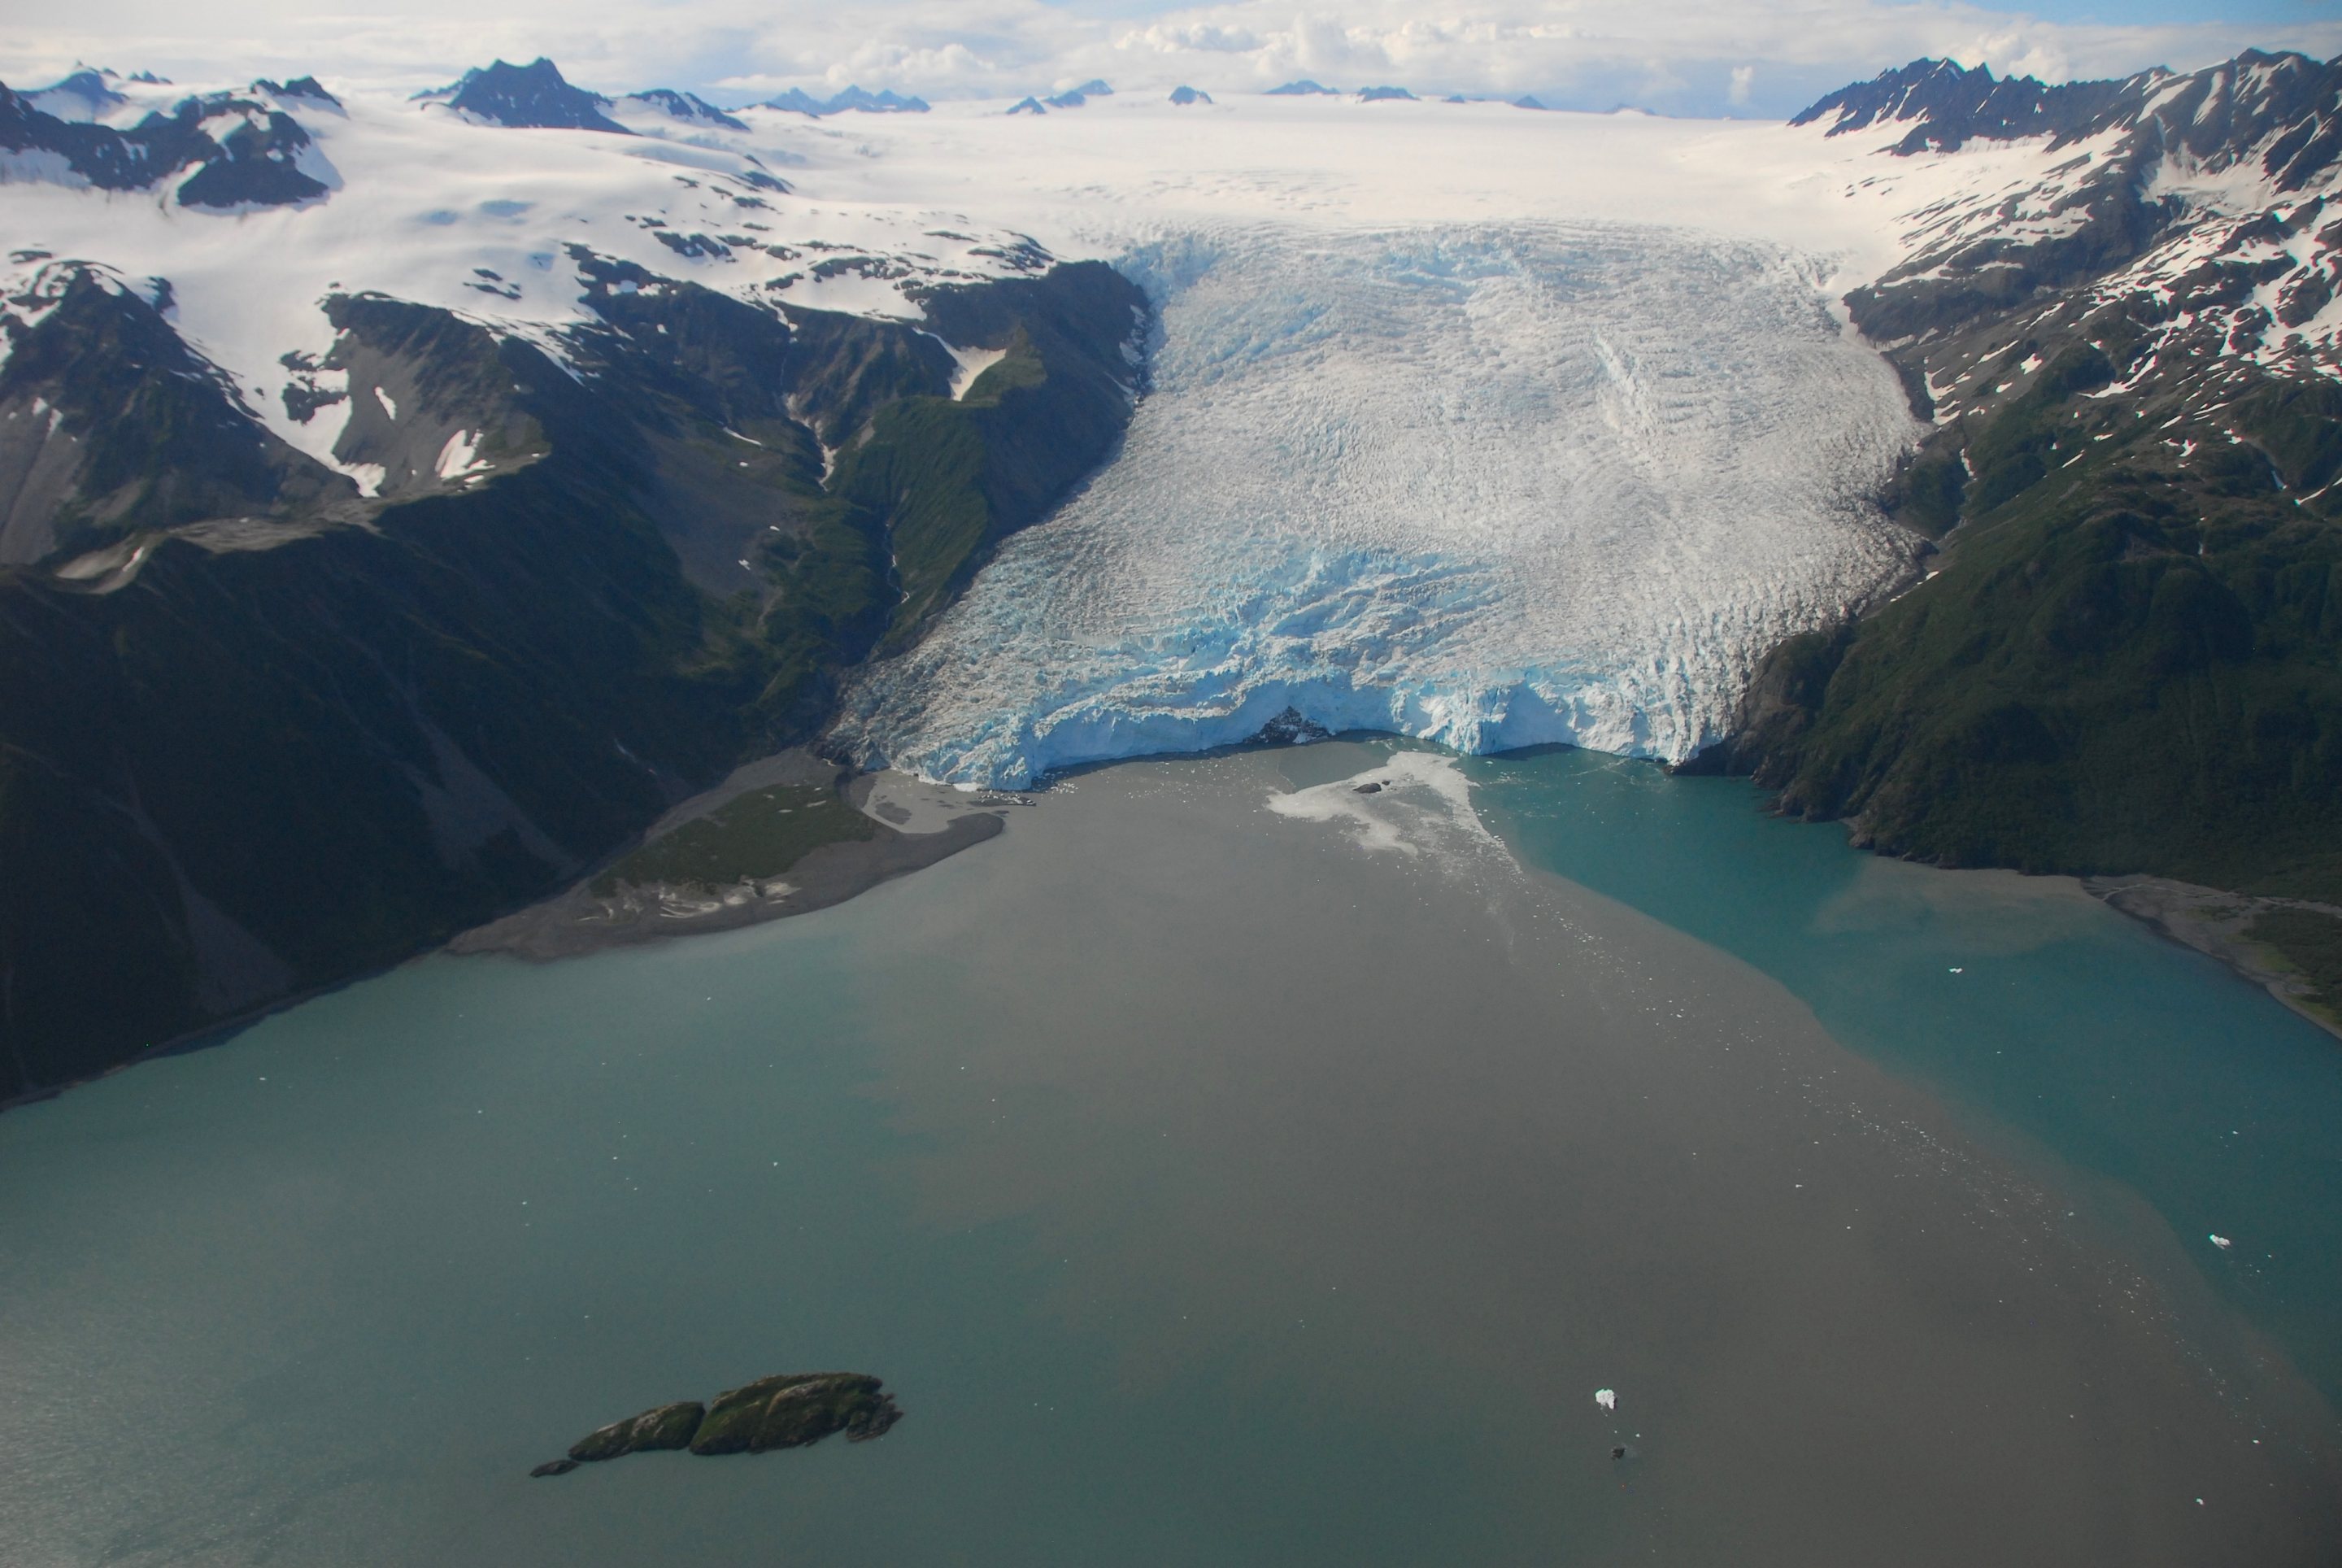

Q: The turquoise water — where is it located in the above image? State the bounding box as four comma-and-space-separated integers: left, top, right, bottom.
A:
2, 743, 2335, 1564
1470, 745, 2342, 1407
0, 902, 1540, 1566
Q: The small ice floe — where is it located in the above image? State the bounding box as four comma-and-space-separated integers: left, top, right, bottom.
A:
2209, 1235, 2232, 1250
1594, 1388, 1617, 1412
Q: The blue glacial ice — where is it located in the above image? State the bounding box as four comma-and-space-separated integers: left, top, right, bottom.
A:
834, 223, 1925, 788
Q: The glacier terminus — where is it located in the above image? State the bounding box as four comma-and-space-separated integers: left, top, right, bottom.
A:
836, 223, 1924, 787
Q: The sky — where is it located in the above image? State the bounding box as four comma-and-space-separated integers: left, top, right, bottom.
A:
4, 0, 2339, 119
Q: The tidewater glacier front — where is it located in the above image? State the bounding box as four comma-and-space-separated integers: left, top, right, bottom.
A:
834, 223, 1923, 787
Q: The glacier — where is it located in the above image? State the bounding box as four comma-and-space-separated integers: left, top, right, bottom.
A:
834, 222, 1926, 788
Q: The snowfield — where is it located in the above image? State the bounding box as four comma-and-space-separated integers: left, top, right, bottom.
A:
3, 82, 2092, 782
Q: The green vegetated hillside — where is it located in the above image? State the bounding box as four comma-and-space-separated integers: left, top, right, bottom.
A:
1732, 51, 2342, 1020
0, 257, 1144, 1099
1720, 305, 2342, 926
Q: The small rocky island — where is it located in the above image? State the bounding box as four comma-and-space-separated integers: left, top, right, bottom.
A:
530, 1372, 903, 1478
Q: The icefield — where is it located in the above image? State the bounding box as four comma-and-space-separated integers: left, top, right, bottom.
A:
834, 222, 1924, 787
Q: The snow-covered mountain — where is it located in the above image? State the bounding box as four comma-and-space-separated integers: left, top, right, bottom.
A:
410, 58, 747, 135
760, 85, 929, 117
4, 46, 2338, 1088
1804, 50, 2342, 378
1713, 54, 2342, 908
0, 72, 334, 210
0, 63, 1077, 525
0, 57, 1149, 1094
415, 56, 632, 132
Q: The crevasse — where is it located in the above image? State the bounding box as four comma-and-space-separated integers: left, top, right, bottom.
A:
834, 222, 1922, 788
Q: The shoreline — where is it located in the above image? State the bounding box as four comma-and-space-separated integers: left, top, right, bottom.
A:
489, 729, 2342, 1030
11, 731, 2325, 1119
2083, 875, 2342, 1043
0, 758, 1011, 1113
446, 759, 1012, 962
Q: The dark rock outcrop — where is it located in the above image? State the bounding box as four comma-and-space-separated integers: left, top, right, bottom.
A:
1252, 706, 1333, 745
254, 76, 339, 108
568, 1400, 707, 1461
426, 58, 630, 133
174, 111, 329, 209
535, 1374, 902, 1475
690, 1373, 903, 1454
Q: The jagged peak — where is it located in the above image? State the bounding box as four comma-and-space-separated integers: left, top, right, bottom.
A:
419, 57, 631, 134
761, 85, 929, 118
1794, 46, 2342, 181
252, 76, 340, 109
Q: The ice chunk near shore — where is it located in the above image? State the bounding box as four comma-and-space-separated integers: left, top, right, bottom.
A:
838, 223, 1919, 788
1595, 1388, 1617, 1412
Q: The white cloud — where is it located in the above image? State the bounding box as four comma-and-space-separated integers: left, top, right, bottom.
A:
2, 0, 2335, 117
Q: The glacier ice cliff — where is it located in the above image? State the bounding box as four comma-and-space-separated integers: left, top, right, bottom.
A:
834, 223, 1924, 788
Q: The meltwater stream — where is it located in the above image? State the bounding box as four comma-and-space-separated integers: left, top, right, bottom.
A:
837, 224, 1922, 786
2, 743, 2336, 1566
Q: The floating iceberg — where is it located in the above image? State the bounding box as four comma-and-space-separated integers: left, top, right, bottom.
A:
836, 223, 1922, 789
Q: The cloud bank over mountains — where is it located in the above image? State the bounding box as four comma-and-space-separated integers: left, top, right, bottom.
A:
6, 0, 2340, 117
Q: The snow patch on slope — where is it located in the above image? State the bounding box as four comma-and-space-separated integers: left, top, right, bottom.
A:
945, 342, 1008, 398
433, 428, 486, 480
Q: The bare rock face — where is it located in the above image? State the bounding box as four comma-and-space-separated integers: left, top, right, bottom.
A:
531, 1374, 902, 1476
